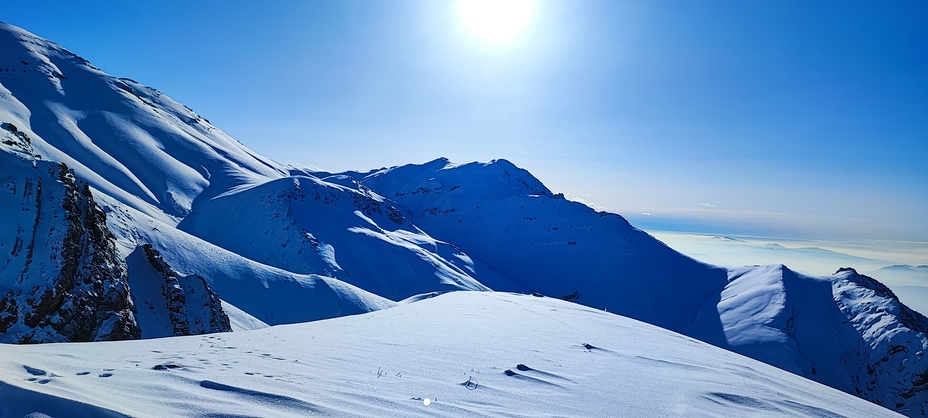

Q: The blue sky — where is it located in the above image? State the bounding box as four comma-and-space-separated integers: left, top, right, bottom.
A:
3, 0, 926, 243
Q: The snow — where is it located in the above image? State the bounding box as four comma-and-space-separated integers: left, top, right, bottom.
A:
0, 292, 899, 417
177, 172, 491, 300
220, 301, 269, 332
97, 191, 397, 326
686, 265, 928, 412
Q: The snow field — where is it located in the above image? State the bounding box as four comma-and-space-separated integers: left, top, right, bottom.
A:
0, 292, 899, 417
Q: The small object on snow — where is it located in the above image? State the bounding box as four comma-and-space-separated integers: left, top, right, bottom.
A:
423, 398, 431, 406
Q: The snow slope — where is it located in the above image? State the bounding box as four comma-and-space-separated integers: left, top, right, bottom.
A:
689, 265, 928, 414
348, 158, 729, 334
178, 173, 494, 300
0, 292, 899, 417
0, 22, 285, 223
99, 191, 397, 326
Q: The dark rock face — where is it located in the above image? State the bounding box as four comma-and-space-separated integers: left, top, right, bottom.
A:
0, 158, 140, 343
139, 244, 231, 336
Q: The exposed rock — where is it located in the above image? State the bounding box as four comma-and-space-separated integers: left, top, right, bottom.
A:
136, 244, 231, 336
0, 157, 140, 343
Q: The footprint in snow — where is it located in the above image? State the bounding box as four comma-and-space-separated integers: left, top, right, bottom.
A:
515, 364, 574, 383
23, 365, 46, 376
579, 342, 615, 354
460, 376, 479, 390
503, 365, 566, 388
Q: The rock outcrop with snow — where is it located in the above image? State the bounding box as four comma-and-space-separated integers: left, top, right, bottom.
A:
0, 125, 139, 343
127, 244, 231, 338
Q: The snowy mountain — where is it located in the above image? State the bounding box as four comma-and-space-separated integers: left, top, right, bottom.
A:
1, 21, 926, 415
344, 158, 729, 333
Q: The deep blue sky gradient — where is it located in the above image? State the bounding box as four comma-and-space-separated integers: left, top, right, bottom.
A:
3, 0, 926, 242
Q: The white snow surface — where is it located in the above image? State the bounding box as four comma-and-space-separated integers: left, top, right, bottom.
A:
220, 300, 269, 332
178, 174, 491, 300
0, 292, 899, 417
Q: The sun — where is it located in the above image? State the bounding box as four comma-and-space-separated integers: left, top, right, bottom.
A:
459, 0, 533, 44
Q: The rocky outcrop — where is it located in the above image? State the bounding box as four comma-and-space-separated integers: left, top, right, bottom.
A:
832, 268, 928, 414
0, 143, 140, 343
137, 244, 231, 336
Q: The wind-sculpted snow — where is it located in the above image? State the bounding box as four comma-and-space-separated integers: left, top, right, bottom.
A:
0, 292, 899, 417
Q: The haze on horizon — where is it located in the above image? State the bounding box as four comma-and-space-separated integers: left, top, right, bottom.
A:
3, 1, 925, 257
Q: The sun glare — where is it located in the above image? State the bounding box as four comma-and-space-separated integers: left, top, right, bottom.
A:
460, 0, 533, 43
